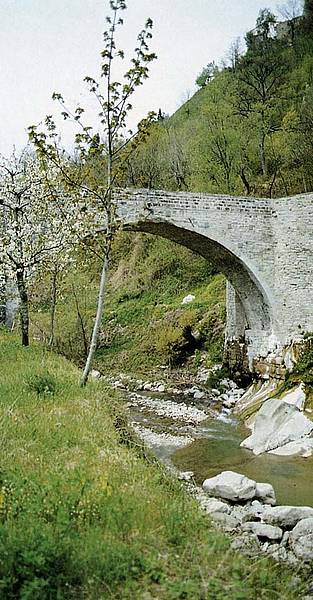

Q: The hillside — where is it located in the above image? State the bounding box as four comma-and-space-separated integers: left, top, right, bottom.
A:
121, 9, 313, 199
30, 233, 226, 376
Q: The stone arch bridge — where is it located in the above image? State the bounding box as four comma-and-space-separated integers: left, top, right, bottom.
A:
115, 188, 313, 373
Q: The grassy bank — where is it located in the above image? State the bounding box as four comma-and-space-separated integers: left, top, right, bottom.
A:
30, 233, 226, 377
0, 330, 308, 599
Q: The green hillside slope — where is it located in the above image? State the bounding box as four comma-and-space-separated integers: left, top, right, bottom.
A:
30, 233, 226, 375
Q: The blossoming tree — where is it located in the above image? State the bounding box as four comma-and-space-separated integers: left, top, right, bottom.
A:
0, 150, 99, 346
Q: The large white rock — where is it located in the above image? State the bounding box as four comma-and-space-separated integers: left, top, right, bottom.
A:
289, 518, 313, 561
262, 506, 313, 529
240, 399, 313, 455
203, 498, 231, 514
234, 380, 277, 418
209, 512, 240, 531
202, 471, 256, 501
281, 384, 306, 411
269, 438, 313, 457
255, 482, 276, 505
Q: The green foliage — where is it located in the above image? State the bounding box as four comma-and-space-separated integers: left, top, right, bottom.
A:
118, 10, 313, 198
304, 0, 313, 30
205, 366, 231, 391
195, 62, 218, 88
292, 339, 313, 386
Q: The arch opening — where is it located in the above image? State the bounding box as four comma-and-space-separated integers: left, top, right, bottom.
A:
127, 220, 274, 367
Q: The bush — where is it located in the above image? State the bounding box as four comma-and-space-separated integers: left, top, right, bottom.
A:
25, 372, 57, 396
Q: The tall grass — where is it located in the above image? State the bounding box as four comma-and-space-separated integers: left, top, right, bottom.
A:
0, 331, 307, 598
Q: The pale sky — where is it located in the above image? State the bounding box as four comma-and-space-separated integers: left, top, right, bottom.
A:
0, 0, 287, 154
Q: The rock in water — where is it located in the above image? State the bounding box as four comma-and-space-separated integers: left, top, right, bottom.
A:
289, 518, 313, 561
202, 471, 256, 501
268, 438, 313, 457
255, 482, 276, 505
240, 398, 313, 455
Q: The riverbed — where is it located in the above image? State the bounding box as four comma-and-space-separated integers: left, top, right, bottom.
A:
126, 390, 313, 506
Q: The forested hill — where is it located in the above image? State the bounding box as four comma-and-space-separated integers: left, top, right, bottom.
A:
120, 6, 313, 199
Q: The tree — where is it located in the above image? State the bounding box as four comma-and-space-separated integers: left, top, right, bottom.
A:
196, 62, 218, 88
29, 0, 157, 385
304, 0, 313, 30
0, 151, 92, 346
235, 11, 288, 177
123, 123, 166, 189
227, 38, 243, 70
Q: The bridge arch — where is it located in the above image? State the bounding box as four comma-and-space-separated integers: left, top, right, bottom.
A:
125, 218, 275, 363
115, 187, 313, 372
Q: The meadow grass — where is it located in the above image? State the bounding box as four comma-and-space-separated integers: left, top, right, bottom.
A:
0, 330, 307, 599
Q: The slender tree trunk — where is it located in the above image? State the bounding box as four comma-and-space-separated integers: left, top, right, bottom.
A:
240, 167, 251, 195
81, 24, 115, 387
259, 130, 266, 177
72, 284, 89, 359
16, 269, 29, 347
80, 252, 109, 386
268, 166, 278, 198
49, 268, 58, 346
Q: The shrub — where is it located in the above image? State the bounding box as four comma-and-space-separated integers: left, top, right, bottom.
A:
25, 372, 57, 396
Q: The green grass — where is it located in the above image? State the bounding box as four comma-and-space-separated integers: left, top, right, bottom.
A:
0, 330, 308, 599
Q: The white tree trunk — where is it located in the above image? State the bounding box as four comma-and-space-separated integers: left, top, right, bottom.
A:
80, 253, 109, 386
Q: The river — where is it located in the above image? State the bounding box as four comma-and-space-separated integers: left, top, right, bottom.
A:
126, 390, 313, 506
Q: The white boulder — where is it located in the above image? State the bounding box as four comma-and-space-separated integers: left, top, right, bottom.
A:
240, 398, 313, 455
209, 512, 240, 531
281, 384, 306, 411
289, 517, 313, 561
255, 482, 276, 505
262, 505, 313, 529
269, 438, 313, 457
242, 522, 283, 541
203, 498, 231, 514
203, 471, 256, 502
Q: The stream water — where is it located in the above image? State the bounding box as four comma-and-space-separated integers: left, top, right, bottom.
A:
126, 391, 313, 506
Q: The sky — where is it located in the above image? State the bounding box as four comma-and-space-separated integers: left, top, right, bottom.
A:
0, 0, 288, 155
